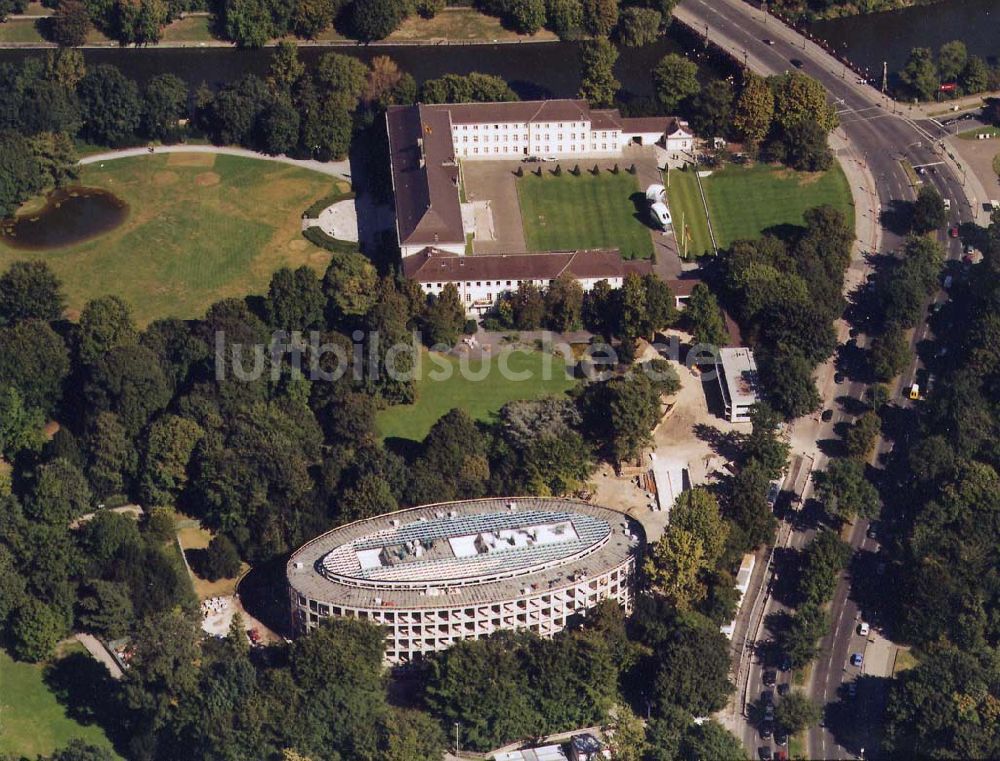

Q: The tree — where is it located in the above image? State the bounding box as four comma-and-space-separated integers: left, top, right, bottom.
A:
960, 55, 989, 95
780, 602, 827, 668
77, 64, 142, 145
652, 53, 699, 112
774, 691, 821, 733
604, 704, 647, 761
28, 130, 79, 188
0, 131, 44, 218
616, 7, 660, 47
266, 266, 325, 331
27, 457, 92, 524
338, 473, 397, 521
0, 260, 64, 325
84, 411, 136, 499
222, 0, 273, 48
259, 95, 300, 154
349, 0, 405, 42
812, 457, 880, 522
76, 579, 134, 638
581, 0, 617, 37
670, 487, 729, 566
763, 349, 820, 419
78, 295, 138, 364
316, 52, 369, 110
510, 282, 545, 329
843, 410, 880, 460
142, 73, 187, 140
911, 183, 947, 234
645, 526, 707, 609
423, 283, 466, 346
201, 534, 242, 580
9, 598, 67, 662
139, 414, 204, 505
364, 55, 416, 109
684, 283, 727, 347
545, 0, 583, 39
50, 741, 119, 761
51, 0, 91, 47
679, 720, 747, 761
781, 117, 833, 172
0, 385, 45, 459
507, 0, 545, 34
114, 0, 167, 46
293, 0, 334, 37
84, 345, 172, 437
900, 47, 939, 101
268, 41, 305, 92
733, 73, 774, 148
742, 403, 789, 480
937, 39, 967, 84
0, 320, 70, 412
323, 252, 378, 321
384, 708, 447, 761
769, 71, 837, 132
651, 613, 732, 715
727, 459, 777, 550
420, 72, 518, 104
869, 326, 911, 381
690, 78, 734, 137
544, 273, 583, 331
578, 38, 619, 108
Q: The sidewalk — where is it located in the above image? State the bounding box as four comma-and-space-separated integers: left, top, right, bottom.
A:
79, 144, 351, 179
74, 633, 124, 679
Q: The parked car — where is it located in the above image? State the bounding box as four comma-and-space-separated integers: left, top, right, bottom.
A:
790, 59, 804, 68
541, 156, 557, 162
944, 274, 954, 289
834, 372, 845, 383
775, 731, 788, 746
858, 622, 870, 636
851, 652, 864, 667
761, 690, 774, 705
759, 747, 773, 760
778, 683, 791, 697
780, 656, 792, 672
763, 38, 774, 45
761, 723, 773, 740
822, 409, 834, 422
949, 225, 960, 238
866, 523, 878, 539
763, 669, 777, 686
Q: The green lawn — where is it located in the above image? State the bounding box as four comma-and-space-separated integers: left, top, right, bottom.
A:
376, 347, 576, 443
516, 170, 654, 260
957, 125, 1000, 140
0, 647, 118, 758
703, 163, 854, 251
666, 167, 713, 259
0, 153, 343, 326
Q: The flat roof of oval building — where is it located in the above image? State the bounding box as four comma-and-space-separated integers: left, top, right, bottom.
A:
287, 498, 643, 609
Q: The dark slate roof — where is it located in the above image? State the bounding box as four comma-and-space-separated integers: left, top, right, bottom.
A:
402, 247, 652, 283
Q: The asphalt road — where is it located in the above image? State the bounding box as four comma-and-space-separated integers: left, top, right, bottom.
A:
672, 1, 974, 758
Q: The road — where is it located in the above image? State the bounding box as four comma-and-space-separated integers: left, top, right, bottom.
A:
672, 0, 976, 758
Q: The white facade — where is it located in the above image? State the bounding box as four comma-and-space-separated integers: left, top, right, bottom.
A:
450, 119, 623, 160
665, 123, 695, 152
287, 498, 641, 665
418, 273, 627, 316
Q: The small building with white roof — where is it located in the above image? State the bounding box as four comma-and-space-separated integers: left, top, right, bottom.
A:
715, 347, 760, 423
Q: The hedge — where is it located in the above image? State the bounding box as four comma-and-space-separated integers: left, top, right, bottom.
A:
302, 226, 360, 254
303, 190, 356, 220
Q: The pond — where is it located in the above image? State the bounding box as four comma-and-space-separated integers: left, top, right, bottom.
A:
0, 187, 128, 250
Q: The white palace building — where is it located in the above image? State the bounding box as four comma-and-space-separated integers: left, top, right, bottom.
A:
287, 498, 643, 664
386, 99, 694, 257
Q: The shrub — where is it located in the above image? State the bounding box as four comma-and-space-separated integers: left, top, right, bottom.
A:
199, 535, 242, 581
303, 225, 360, 254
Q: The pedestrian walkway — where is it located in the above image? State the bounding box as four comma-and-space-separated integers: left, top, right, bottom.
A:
73, 633, 124, 680
80, 144, 351, 179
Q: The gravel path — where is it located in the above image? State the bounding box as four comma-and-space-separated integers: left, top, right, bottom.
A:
80, 145, 351, 179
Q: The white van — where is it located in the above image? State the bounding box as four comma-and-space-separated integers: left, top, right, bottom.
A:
943, 198, 951, 211
645, 184, 666, 203
650, 201, 671, 228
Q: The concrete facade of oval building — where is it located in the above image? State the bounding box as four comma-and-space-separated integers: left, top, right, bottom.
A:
287, 497, 643, 664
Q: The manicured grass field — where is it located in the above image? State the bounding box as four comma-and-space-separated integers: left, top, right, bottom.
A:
516, 170, 654, 260
376, 347, 576, 443
0, 647, 118, 758
669, 162, 854, 256
0, 154, 341, 326
389, 7, 556, 41
665, 167, 713, 259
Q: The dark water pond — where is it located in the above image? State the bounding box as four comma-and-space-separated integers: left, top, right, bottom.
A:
1, 187, 128, 250
808, 0, 1000, 76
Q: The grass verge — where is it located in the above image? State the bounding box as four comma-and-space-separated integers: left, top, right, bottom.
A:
516, 169, 653, 259
376, 347, 576, 443
957, 125, 1000, 140
667, 167, 712, 258
0, 648, 119, 758
700, 162, 854, 251
0, 153, 339, 326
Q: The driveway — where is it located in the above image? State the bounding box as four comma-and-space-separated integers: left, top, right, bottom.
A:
460, 160, 527, 253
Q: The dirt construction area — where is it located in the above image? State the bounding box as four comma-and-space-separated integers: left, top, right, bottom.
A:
591, 333, 746, 543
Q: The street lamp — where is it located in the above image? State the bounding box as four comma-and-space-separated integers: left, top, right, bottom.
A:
454, 722, 460, 755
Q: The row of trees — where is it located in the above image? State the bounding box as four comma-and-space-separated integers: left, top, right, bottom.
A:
898, 40, 995, 101
878, 214, 1000, 758
718, 204, 855, 418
